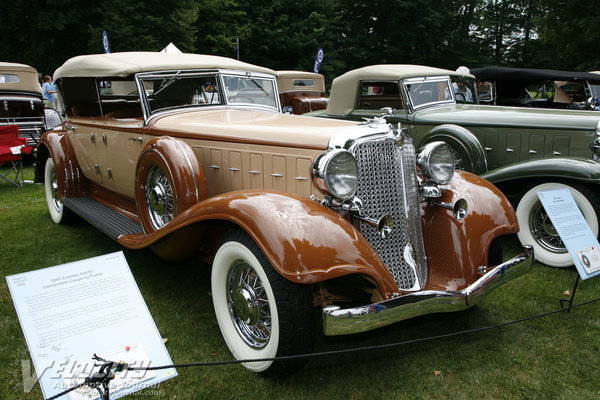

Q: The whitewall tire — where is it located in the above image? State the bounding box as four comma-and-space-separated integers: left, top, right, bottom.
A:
516, 182, 600, 267
44, 157, 73, 224
211, 229, 313, 376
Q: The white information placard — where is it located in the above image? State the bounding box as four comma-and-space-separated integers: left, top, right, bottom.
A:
538, 188, 600, 280
6, 251, 177, 399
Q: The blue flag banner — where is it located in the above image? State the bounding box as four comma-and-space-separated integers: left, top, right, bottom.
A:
102, 31, 110, 54
313, 48, 324, 73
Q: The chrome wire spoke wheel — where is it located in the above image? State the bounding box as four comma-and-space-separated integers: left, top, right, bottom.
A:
529, 202, 566, 253
450, 148, 464, 170
227, 260, 272, 348
145, 165, 174, 229
49, 167, 62, 214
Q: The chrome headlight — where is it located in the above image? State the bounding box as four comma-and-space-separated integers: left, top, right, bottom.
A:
417, 142, 454, 185
312, 149, 358, 201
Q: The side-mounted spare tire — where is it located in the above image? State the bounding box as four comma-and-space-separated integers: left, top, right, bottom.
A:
421, 124, 488, 174
516, 181, 600, 267
135, 137, 207, 234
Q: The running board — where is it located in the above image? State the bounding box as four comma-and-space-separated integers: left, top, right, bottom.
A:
62, 196, 143, 240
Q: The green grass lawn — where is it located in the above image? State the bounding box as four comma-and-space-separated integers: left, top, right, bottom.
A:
1, 164, 600, 399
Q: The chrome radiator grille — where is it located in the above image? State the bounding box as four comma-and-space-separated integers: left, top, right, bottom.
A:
352, 137, 427, 290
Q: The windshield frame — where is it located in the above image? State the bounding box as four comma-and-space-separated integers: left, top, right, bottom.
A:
402, 76, 456, 111
219, 69, 280, 111
135, 69, 280, 123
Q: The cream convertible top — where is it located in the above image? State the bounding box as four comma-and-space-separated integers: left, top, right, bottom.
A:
0, 62, 42, 94
326, 64, 475, 116
276, 70, 325, 93
53, 52, 276, 79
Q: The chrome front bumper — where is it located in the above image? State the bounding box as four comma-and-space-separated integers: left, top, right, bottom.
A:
322, 246, 533, 336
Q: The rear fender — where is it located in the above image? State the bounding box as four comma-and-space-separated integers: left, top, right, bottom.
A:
119, 190, 399, 298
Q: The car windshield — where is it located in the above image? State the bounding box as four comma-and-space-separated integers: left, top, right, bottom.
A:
138, 72, 223, 114
405, 79, 454, 109
137, 71, 278, 114
222, 74, 278, 108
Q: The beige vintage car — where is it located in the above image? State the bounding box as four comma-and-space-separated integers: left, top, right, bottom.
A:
0, 62, 46, 145
276, 70, 328, 114
36, 52, 532, 376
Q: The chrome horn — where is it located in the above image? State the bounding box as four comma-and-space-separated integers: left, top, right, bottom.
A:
431, 198, 468, 220
355, 214, 395, 238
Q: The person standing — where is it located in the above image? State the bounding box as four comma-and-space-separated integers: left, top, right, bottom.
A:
41, 75, 57, 109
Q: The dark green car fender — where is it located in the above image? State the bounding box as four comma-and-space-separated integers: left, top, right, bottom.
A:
481, 157, 600, 185
420, 124, 488, 175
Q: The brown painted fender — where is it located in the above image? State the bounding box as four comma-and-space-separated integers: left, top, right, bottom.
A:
35, 129, 84, 198
135, 136, 207, 234
119, 190, 399, 298
421, 170, 519, 291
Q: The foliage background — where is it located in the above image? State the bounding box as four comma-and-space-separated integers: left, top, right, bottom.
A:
1, 0, 599, 87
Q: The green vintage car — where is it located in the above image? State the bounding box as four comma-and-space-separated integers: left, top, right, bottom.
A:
308, 64, 600, 268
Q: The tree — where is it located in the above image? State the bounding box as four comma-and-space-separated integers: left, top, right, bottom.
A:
238, 0, 342, 76
95, 0, 199, 53
536, 0, 600, 70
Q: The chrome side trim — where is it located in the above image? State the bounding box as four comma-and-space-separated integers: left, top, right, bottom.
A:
321, 246, 533, 336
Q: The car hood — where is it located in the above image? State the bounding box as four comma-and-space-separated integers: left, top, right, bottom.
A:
413, 104, 600, 131
149, 108, 364, 149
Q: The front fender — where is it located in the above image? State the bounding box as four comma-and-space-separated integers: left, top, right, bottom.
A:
420, 124, 488, 174
34, 129, 84, 198
421, 170, 519, 292
481, 157, 600, 185
119, 190, 399, 298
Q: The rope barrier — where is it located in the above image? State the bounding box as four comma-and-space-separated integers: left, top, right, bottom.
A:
47, 295, 600, 400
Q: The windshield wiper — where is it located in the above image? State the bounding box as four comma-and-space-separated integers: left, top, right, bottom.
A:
153, 70, 182, 97
246, 72, 269, 95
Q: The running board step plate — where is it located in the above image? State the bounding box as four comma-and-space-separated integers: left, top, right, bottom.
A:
62, 196, 142, 240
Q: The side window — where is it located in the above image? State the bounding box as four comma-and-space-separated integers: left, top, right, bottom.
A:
358, 81, 404, 110
450, 77, 476, 104
98, 79, 143, 118
58, 77, 142, 118
58, 77, 102, 117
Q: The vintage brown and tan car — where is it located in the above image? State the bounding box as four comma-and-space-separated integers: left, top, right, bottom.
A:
36, 52, 532, 376
276, 70, 328, 114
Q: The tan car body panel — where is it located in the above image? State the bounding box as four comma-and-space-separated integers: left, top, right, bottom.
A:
66, 110, 355, 199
